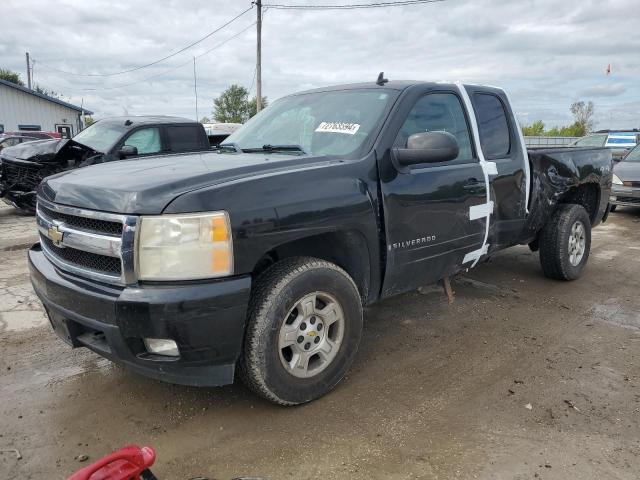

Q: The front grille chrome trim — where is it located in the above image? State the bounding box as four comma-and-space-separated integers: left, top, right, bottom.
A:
36, 213, 122, 258
36, 198, 138, 286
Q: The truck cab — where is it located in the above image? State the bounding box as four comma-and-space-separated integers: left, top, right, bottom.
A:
28, 80, 612, 405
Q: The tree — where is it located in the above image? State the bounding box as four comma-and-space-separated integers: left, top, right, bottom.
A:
522, 120, 545, 136
570, 101, 594, 136
0, 68, 24, 86
213, 85, 268, 123
34, 84, 61, 99
84, 116, 95, 127
199, 116, 211, 124
247, 95, 268, 119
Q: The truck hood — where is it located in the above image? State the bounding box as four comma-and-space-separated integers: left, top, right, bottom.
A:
39, 151, 332, 214
613, 160, 640, 182
1, 138, 99, 163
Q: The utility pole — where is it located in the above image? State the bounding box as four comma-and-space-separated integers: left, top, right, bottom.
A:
256, 0, 262, 113
25, 52, 32, 89
193, 56, 199, 122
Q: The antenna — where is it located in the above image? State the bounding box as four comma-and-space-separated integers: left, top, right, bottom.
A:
376, 72, 388, 86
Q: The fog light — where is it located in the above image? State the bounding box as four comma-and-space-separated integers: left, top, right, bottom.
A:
143, 338, 179, 357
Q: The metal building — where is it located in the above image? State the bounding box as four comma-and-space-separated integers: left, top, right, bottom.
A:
0, 79, 92, 138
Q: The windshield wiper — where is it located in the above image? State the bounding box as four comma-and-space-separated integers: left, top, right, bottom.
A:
242, 144, 308, 155
217, 143, 242, 153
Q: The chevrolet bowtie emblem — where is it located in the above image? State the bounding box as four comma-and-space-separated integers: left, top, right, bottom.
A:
47, 224, 64, 247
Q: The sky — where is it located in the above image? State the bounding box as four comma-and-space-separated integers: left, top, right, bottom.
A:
1, 0, 639, 130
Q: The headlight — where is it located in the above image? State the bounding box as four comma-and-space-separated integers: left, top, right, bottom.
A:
137, 211, 233, 280
612, 174, 623, 185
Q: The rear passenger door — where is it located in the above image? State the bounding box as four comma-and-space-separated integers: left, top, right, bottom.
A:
165, 125, 208, 153
378, 87, 487, 297
467, 87, 528, 249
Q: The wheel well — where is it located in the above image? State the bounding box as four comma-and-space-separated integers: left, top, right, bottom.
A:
252, 231, 371, 301
559, 183, 600, 224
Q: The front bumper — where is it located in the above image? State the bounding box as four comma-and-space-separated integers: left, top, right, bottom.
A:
610, 185, 640, 207
29, 245, 252, 387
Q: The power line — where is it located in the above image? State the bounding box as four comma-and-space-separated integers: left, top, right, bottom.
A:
34, 6, 253, 78
67, 21, 257, 92
261, 0, 445, 10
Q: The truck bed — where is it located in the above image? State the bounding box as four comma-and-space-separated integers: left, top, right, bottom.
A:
522, 146, 613, 242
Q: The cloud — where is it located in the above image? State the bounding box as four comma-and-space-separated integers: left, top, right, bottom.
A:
579, 84, 627, 97
0, 0, 638, 130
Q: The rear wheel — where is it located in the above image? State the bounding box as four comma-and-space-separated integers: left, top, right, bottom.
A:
239, 257, 363, 405
539, 204, 591, 280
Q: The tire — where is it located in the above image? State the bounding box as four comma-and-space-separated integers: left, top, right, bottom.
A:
609, 204, 617, 212
539, 204, 591, 281
239, 257, 363, 405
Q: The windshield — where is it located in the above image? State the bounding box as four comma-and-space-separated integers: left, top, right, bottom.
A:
72, 121, 128, 152
573, 135, 607, 147
624, 145, 640, 162
224, 89, 397, 157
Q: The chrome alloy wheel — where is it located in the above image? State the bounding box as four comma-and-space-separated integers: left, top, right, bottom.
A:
278, 291, 345, 379
568, 220, 586, 266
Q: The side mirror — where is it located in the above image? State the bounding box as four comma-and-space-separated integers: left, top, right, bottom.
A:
393, 131, 460, 168
117, 145, 138, 159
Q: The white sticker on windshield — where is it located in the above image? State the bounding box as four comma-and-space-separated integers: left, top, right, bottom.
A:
315, 122, 360, 135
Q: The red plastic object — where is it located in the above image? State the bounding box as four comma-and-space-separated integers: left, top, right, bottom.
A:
68, 445, 156, 480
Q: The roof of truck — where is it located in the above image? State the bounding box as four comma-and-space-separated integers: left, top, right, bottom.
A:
291, 80, 500, 96
97, 115, 197, 126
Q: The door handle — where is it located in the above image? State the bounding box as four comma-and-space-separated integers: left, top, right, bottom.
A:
463, 178, 485, 191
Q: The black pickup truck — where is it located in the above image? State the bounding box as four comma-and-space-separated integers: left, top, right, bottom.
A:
0, 116, 210, 212
28, 79, 612, 405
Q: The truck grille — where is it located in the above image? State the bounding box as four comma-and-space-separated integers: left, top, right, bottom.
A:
41, 236, 122, 275
1, 160, 43, 190
36, 198, 137, 285
38, 204, 123, 236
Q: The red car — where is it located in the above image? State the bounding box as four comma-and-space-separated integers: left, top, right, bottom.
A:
3, 130, 61, 139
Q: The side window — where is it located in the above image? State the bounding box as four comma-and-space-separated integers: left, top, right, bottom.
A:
166, 125, 205, 152
474, 93, 511, 158
123, 128, 161, 155
395, 92, 474, 163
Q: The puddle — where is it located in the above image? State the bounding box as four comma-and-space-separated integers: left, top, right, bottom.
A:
0, 310, 49, 332
589, 298, 640, 330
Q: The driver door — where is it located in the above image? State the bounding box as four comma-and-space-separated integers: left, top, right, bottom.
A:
378, 88, 487, 297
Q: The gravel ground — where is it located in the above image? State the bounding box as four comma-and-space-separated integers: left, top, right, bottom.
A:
0, 203, 639, 480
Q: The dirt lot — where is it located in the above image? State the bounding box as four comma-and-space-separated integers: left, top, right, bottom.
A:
0, 202, 639, 480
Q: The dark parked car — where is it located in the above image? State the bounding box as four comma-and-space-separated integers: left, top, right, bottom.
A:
0, 116, 210, 212
29, 79, 612, 405
609, 144, 640, 210
0, 134, 40, 153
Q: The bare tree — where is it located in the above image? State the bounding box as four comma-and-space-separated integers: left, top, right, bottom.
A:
570, 101, 595, 135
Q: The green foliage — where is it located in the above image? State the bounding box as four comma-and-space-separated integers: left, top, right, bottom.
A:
521, 100, 594, 138
570, 101, 594, 135
84, 116, 95, 127
199, 116, 211, 124
247, 95, 269, 119
521, 120, 545, 136
0, 68, 24, 86
34, 84, 61, 99
213, 85, 268, 123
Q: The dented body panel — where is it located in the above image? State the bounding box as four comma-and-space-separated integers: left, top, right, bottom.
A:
522, 147, 612, 243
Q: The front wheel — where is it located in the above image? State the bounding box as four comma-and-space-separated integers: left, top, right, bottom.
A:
539, 204, 591, 280
239, 257, 363, 405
